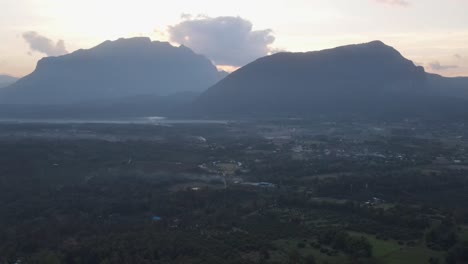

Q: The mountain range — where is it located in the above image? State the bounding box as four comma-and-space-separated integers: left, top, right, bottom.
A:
1, 39, 468, 119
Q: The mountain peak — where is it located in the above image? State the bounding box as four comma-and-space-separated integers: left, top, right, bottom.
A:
103, 37, 152, 46
333, 40, 400, 55
93, 37, 173, 52
117, 36, 152, 43
365, 40, 387, 46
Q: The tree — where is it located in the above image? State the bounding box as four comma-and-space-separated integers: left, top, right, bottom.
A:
287, 249, 301, 264
304, 254, 316, 264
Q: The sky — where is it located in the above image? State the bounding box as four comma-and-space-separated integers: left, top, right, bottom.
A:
1, 0, 468, 77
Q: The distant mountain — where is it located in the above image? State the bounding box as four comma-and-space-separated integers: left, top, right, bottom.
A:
0, 75, 17, 88
195, 41, 468, 119
426, 73, 468, 99
0, 37, 226, 104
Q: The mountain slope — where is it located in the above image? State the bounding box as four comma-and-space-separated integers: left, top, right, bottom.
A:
0, 75, 17, 88
0, 37, 225, 104
195, 41, 467, 118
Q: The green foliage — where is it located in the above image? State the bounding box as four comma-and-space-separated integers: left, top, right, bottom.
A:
445, 242, 468, 264
426, 218, 458, 250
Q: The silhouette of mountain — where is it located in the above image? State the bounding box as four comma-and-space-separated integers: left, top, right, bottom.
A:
0, 37, 226, 104
0, 75, 17, 88
195, 41, 468, 119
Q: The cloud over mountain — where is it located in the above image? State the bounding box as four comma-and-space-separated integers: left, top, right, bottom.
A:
168, 15, 276, 67
22, 31, 68, 56
429, 61, 459, 71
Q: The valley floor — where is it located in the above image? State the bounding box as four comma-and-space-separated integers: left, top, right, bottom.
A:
0, 119, 467, 264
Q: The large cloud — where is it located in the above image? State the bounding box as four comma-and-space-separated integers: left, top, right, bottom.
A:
168, 16, 276, 66
429, 61, 459, 71
22, 31, 68, 56
372, 0, 410, 7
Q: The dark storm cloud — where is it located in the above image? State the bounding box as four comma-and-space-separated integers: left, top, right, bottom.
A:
168, 16, 276, 66
372, 0, 410, 7
429, 61, 459, 71
22, 31, 68, 56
